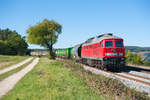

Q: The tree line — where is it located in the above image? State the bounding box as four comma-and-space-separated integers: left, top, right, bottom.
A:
0, 28, 28, 55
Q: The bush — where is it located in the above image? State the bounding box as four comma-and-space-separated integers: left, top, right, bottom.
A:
143, 61, 150, 66
126, 51, 143, 65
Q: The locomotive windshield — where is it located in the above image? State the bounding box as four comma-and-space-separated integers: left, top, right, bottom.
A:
115, 41, 123, 47
105, 41, 113, 47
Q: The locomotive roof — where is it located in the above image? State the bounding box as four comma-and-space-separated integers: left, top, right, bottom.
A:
83, 33, 122, 46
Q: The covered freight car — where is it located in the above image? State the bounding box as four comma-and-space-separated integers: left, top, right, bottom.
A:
55, 47, 74, 59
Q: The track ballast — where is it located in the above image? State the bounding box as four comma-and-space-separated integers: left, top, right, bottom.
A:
83, 65, 150, 96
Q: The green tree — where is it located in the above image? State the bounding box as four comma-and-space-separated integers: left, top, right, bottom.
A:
7, 33, 28, 55
133, 54, 142, 64
126, 51, 134, 63
0, 28, 28, 55
0, 40, 10, 55
126, 51, 143, 64
27, 19, 62, 59
0, 28, 12, 41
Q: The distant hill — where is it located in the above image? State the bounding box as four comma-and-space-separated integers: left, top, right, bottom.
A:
125, 46, 150, 52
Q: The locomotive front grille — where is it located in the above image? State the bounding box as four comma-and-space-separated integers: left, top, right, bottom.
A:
103, 57, 125, 69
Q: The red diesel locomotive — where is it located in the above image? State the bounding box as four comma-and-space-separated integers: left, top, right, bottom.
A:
73, 33, 125, 70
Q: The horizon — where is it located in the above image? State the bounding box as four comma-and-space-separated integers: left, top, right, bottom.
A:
0, 0, 150, 49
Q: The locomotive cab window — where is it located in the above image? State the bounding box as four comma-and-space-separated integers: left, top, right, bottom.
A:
115, 41, 123, 47
105, 41, 113, 47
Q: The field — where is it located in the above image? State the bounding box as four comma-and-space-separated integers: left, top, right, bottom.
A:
1, 56, 150, 100
1, 57, 103, 100
0, 55, 29, 69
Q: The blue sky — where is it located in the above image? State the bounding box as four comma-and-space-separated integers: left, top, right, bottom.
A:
0, 0, 150, 49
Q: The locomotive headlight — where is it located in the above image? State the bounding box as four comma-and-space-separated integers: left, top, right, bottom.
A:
121, 57, 125, 60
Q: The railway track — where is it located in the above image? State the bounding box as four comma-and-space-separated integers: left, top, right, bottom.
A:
83, 65, 150, 96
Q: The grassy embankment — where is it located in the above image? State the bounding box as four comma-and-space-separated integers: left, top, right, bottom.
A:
0, 55, 29, 69
1, 57, 103, 100
0, 58, 35, 81
60, 59, 150, 100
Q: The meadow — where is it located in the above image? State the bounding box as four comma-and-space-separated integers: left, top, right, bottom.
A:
1, 57, 103, 100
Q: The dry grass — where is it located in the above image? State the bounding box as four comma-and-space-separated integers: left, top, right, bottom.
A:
0, 62, 12, 67
61, 59, 150, 100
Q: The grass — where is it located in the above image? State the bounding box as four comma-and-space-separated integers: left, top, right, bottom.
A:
1, 57, 103, 100
61, 59, 150, 100
0, 58, 34, 81
0, 55, 29, 69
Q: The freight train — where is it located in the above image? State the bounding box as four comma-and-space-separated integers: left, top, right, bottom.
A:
55, 33, 125, 71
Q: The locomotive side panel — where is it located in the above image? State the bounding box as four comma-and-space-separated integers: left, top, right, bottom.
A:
81, 40, 104, 59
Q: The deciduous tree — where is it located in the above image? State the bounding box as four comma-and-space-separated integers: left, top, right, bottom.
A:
27, 19, 62, 59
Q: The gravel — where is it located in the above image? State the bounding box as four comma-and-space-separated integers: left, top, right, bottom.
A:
128, 70, 150, 79
83, 65, 150, 96
117, 73, 150, 83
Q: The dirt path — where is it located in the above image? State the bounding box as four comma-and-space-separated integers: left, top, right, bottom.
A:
0, 58, 39, 98
0, 57, 33, 75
